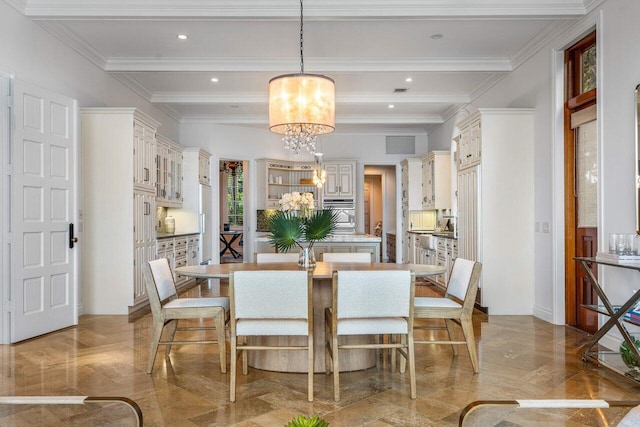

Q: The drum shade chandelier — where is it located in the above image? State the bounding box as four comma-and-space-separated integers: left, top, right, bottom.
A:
268, 0, 335, 154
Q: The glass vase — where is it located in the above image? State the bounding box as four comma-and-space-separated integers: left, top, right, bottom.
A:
298, 247, 316, 269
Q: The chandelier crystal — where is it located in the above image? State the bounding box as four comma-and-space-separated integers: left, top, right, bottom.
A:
268, 0, 335, 154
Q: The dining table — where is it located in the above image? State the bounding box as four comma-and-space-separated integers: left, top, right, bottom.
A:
176, 261, 446, 373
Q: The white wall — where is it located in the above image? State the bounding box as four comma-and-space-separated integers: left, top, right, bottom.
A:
0, 2, 180, 140
427, 0, 640, 334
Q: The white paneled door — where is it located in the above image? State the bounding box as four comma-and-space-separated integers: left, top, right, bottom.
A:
11, 81, 78, 342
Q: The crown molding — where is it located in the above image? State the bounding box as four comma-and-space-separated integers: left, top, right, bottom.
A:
469, 73, 510, 102
179, 112, 441, 125
510, 20, 572, 69
4, 0, 27, 14
583, 0, 606, 13
178, 117, 429, 135
20, 0, 587, 19
151, 91, 470, 104
109, 73, 153, 100
105, 57, 513, 73
108, 73, 183, 123
36, 21, 107, 69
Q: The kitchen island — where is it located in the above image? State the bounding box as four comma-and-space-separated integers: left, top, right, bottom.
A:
255, 234, 382, 262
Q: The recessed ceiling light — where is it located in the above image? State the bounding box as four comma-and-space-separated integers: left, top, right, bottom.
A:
388, 104, 395, 109
405, 77, 413, 83
431, 34, 443, 40
177, 34, 188, 40
210, 77, 219, 83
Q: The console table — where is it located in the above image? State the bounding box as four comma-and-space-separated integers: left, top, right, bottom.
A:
575, 257, 640, 382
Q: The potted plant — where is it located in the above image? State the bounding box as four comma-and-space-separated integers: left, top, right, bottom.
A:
268, 192, 337, 267
285, 414, 329, 427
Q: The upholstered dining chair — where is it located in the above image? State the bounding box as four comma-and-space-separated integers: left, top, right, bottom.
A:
229, 270, 314, 402
143, 258, 229, 374
324, 270, 416, 401
255, 252, 299, 263
413, 257, 482, 373
321, 252, 372, 263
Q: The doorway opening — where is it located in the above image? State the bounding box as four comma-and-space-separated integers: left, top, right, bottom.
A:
364, 165, 396, 262
219, 160, 244, 263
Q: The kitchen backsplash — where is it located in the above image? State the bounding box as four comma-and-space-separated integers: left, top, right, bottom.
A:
256, 209, 278, 232
156, 206, 200, 234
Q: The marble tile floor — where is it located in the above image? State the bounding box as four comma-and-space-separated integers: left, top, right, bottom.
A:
1, 282, 639, 426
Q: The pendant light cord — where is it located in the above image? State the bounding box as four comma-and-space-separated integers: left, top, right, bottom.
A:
299, 0, 304, 74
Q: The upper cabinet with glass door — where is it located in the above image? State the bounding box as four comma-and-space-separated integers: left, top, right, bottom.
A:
156, 134, 183, 208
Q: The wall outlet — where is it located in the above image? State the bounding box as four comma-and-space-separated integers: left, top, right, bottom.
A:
542, 222, 550, 233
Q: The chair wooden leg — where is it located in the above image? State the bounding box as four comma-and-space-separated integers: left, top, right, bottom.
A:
399, 334, 407, 374
445, 319, 459, 356
390, 334, 397, 373
230, 334, 237, 402
308, 334, 314, 402
164, 320, 178, 356
216, 310, 227, 374
332, 335, 340, 401
324, 310, 332, 375
461, 317, 479, 373
407, 332, 417, 399
242, 336, 248, 375
147, 322, 164, 374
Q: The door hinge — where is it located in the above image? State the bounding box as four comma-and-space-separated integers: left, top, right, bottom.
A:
7, 94, 13, 109
4, 300, 14, 312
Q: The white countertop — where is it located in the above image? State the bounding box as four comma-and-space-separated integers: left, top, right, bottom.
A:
256, 233, 381, 243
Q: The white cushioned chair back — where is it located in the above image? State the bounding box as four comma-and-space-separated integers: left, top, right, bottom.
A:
446, 258, 476, 301
336, 270, 411, 319
232, 270, 309, 319
322, 252, 371, 263
147, 258, 178, 302
255, 252, 299, 263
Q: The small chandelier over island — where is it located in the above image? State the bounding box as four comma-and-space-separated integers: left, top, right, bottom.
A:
268, 0, 335, 155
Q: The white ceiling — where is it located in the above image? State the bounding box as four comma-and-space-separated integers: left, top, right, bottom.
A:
9, 0, 596, 134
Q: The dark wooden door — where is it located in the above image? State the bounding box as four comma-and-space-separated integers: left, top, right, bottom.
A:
576, 228, 598, 333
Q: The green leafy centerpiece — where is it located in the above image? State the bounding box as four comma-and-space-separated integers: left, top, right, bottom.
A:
268, 192, 337, 268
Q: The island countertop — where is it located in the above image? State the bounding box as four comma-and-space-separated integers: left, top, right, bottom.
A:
256, 233, 381, 243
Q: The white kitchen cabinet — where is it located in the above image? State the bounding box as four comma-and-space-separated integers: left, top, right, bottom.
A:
133, 119, 156, 193
401, 158, 423, 211
457, 117, 482, 170
323, 162, 355, 198
256, 159, 318, 209
199, 153, 211, 185
133, 191, 156, 305
456, 109, 535, 314
421, 151, 451, 210
157, 235, 197, 289
81, 108, 160, 314
401, 158, 423, 263
183, 148, 212, 262
156, 134, 183, 208
187, 235, 200, 266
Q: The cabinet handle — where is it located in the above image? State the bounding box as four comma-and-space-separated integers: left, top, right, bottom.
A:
144, 202, 150, 215
144, 168, 149, 182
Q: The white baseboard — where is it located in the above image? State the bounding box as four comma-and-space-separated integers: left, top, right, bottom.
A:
533, 304, 554, 323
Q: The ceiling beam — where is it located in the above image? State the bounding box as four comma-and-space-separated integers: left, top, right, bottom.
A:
106, 57, 513, 73
150, 92, 470, 104
21, 0, 587, 19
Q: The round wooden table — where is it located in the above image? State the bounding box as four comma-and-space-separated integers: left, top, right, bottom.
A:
176, 262, 446, 373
